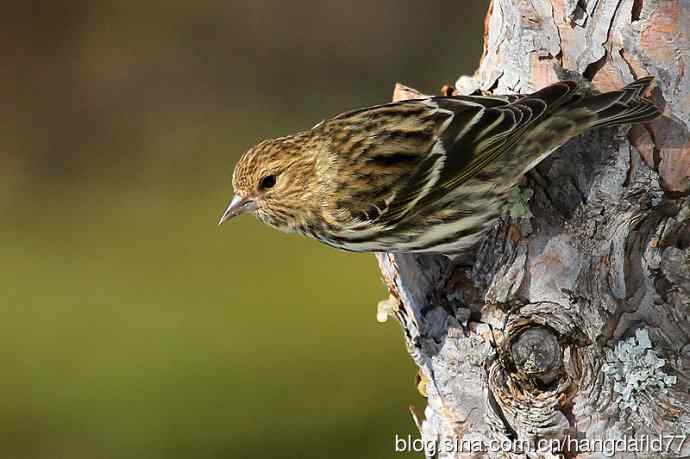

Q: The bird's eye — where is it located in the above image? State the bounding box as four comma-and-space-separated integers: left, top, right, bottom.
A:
259, 175, 276, 189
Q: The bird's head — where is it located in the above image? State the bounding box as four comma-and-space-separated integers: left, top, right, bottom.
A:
218, 133, 322, 233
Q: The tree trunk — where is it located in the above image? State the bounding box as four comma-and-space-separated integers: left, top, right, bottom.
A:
379, 1, 690, 457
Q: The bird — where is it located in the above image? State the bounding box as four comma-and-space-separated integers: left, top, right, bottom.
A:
218, 77, 660, 257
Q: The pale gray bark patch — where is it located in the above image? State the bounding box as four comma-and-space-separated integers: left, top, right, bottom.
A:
379, 0, 690, 457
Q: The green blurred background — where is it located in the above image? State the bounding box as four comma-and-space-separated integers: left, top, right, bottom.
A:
1, 1, 488, 458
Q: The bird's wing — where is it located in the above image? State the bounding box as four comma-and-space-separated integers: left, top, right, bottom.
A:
378, 81, 579, 226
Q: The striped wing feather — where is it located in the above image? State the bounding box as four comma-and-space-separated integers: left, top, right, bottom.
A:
379, 81, 578, 226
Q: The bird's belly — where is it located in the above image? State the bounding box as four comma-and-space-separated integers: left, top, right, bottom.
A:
319, 201, 502, 255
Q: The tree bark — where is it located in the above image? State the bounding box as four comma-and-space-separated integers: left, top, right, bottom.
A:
378, 1, 690, 457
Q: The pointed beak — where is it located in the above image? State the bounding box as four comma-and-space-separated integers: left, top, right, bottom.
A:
218, 195, 257, 226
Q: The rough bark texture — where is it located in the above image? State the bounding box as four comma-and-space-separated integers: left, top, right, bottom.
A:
378, 1, 690, 457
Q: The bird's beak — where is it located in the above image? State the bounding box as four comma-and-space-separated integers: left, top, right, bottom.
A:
218, 195, 257, 225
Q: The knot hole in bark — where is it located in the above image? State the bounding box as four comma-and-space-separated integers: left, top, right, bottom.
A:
486, 303, 590, 444
509, 326, 562, 387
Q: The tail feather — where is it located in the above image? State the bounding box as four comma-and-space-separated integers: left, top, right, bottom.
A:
571, 77, 661, 129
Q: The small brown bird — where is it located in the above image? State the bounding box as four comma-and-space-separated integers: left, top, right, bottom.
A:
219, 78, 660, 256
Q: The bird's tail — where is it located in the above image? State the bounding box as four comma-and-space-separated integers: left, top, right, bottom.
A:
570, 76, 661, 129
499, 77, 661, 186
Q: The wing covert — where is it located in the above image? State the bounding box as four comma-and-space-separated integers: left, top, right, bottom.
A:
377, 81, 579, 226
